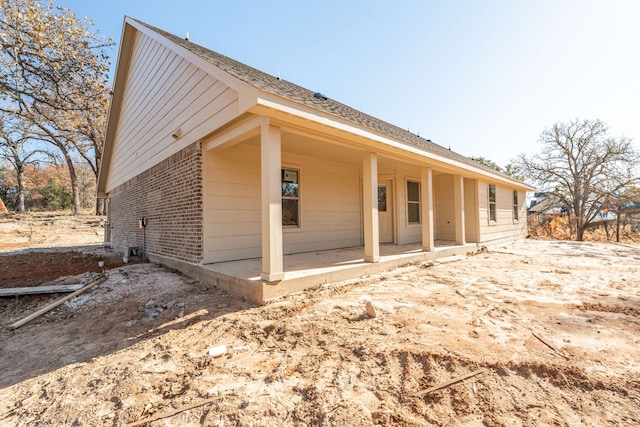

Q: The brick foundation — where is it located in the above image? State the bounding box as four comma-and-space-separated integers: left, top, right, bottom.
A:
108, 143, 203, 264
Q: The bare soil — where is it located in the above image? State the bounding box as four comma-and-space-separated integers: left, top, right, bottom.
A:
0, 213, 639, 426
0, 211, 106, 253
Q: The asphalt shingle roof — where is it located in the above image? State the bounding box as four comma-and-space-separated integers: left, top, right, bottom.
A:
136, 19, 493, 172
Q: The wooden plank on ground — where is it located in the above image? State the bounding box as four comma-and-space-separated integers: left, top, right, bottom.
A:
124, 397, 223, 427
0, 284, 84, 297
8, 275, 107, 329
532, 332, 570, 361
416, 369, 485, 396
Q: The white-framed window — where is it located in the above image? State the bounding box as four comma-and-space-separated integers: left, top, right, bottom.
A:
513, 190, 519, 222
489, 184, 497, 223
282, 168, 299, 227
407, 180, 421, 224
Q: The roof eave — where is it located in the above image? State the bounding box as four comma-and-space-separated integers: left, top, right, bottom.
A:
250, 92, 535, 191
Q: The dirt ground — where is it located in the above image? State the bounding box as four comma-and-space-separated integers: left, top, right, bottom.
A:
0, 211, 106, 253
0, 214, 639, 426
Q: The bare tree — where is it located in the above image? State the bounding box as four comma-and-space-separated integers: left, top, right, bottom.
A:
518, 119, 640, 241
0, 0, 113, 214
0, 112, 53, 212
49, 78, 111, 215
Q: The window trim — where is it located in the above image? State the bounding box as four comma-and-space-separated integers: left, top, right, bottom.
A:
488, 184, 497, 224
281, 167, 301, 229
512, 190, 519, 223
406, 179, 421, 225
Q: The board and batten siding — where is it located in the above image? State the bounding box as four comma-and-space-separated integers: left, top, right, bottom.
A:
478, 182, 527, 242
105, 30, 239, 192
202, 143, 362, 264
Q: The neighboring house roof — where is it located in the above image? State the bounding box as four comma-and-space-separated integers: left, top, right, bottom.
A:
98, 18, 535, 194
619, 201, 640, 212
591, 211, 617, 223
528, 194, 564, 214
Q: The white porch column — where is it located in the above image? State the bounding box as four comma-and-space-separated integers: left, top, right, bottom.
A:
421, 167, 434, 251
363, 152, 380, 262
260, 123, 284, 281
454, 174, 466, 245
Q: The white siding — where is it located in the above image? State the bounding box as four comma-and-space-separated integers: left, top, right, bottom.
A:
282, 152, 362, 254
464, 178, 479, 243
106, 31, 239, 192
434, 174, 456, 241
202, 144, 362, 264
478, 182, 527, 242
202, 145, 261, 263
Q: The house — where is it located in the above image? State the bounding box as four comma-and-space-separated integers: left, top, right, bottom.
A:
528, 192, 565, 216
97, 17, 535, 303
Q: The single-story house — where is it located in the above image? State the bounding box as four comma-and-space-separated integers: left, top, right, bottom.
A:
97, 17, 535, 303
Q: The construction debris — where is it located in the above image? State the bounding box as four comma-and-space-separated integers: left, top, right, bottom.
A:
208, 345, 227, 357
416, 369, 486, 396
0, 284, 84, 297
365, 301, 377, 318
532, 331, 570, 361
8, 275, 107, 329
123, 396, 223, 427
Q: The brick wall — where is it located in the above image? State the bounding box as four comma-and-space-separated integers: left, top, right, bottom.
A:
109, 142, 203, 264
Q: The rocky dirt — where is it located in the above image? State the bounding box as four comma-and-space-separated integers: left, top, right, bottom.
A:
0, 213, 639, 426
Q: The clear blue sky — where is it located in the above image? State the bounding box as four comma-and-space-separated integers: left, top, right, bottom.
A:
61, 0, 640, 167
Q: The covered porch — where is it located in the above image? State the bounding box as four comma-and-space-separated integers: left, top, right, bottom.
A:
201, 114, 480, 292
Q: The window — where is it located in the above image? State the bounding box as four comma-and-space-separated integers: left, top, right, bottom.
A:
513, 190, 519, 222
407, 180, 420, 224
378, 186, 387, 212
489, 184, 496, 222
282, 169, 299, 227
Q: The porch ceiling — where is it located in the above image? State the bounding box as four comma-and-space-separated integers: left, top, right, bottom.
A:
241, 131, 422, 172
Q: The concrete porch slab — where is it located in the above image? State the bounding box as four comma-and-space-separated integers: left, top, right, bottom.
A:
194, 241, 481, 303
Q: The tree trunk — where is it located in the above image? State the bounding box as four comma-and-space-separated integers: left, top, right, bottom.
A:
70, 170, 80, 215
95, 198, 105, 216
61, 151, 80, 215
576, 225, 585, 241
16, 165, 26, 213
